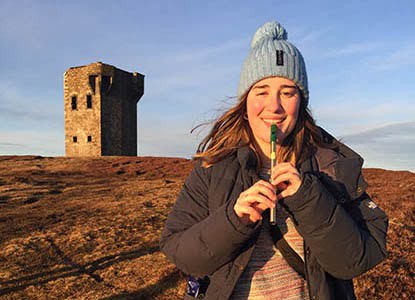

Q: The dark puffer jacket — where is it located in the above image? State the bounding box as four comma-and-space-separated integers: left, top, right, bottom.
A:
160, 133, 388, 300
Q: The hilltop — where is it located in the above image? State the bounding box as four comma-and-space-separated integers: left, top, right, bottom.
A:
0, 156, 414, 299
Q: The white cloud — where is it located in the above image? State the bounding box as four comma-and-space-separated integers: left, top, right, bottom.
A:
0, 142, 25, 147
341, 122, 415, 171
322, 41, 382, 58
290, 26, 331, 48
0, 81, 62, 123
137, 37, 245, 104
0, 129, 63, 156
371, 43, 415, 70
137, 108, 215, 159
139, 124, 198, 158
312, 99, 415, 136
167, 37, 249, 63
342, 121, 415, 143
146, 63, 238, 99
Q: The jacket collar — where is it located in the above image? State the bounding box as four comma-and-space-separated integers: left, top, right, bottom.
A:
315, 128, 368, 200
237, 145, 259, 178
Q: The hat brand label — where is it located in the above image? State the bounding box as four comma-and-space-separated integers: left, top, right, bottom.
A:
276, 50, 284, 66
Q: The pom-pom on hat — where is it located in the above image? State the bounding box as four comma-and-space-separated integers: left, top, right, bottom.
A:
237, 21, 309, 105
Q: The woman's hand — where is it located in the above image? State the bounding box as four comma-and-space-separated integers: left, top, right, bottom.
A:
271, 162, 302, 199
234, 180, 276, 225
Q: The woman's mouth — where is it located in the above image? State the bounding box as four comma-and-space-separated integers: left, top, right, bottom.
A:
262, 118, 285, 126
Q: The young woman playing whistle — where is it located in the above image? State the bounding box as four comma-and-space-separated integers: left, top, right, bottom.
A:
160, 21, 388, 300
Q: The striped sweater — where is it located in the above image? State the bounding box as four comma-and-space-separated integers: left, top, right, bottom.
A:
230, 170, 309, 300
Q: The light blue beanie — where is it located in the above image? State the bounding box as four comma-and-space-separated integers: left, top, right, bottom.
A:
237, 21, 309, 105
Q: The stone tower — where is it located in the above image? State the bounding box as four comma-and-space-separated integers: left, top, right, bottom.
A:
64, 62, 144, 156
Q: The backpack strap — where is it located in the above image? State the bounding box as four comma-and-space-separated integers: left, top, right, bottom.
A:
269, 223, 306, 279
266, 153, 318, 279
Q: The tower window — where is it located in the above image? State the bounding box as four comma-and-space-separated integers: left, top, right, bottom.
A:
89, 75, 97, 93
71, 96, 77, 110
87, 136, 92, 142
73, 136, 77, 143
86, 95, 92, 109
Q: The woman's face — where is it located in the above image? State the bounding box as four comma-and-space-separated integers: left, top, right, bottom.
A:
246, 76, 301, 152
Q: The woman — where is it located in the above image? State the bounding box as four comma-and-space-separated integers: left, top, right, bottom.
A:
160, 21, 388, 300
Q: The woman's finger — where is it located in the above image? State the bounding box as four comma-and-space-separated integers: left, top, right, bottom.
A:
237, 193, 275, 211
252, 202, 268, 214
271, 162, 299, 182
271, 166, 302, 197
252, 180, 277, 200
234, 179, 278, 224
236, 205, 263, 222
272, 172, 301, 187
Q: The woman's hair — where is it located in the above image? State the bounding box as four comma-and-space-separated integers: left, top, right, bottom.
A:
193, 90, 331, 168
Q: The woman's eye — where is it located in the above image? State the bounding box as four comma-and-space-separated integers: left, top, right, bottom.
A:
256, 92, 267, 96
281, 91, 296, 98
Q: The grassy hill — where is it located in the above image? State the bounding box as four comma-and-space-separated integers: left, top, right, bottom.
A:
0, 156, 413, 299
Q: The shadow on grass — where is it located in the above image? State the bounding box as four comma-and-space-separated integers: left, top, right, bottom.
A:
0, 236, 159, 296
101, 268, 182, 300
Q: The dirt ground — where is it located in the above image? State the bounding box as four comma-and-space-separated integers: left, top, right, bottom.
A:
0, 155, 413, 299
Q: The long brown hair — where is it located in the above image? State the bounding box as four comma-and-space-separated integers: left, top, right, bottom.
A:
193, 90, 331, 168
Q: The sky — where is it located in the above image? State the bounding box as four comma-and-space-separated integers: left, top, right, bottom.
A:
0, 0, 414, 171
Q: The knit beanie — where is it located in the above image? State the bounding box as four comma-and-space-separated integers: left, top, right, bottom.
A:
237, 21, 309, 105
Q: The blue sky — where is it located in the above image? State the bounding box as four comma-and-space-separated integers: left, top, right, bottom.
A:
1, 0, 414, 171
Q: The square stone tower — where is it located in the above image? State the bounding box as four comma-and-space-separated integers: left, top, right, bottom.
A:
64, 62, 144, 156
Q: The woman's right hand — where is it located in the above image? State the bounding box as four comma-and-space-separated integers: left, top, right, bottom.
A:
234, 180, 277, 225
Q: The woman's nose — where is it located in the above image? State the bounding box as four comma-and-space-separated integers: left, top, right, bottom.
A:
266, 93, 283, 112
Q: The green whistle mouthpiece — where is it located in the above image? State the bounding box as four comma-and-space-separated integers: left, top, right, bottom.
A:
271, 124, 277, 142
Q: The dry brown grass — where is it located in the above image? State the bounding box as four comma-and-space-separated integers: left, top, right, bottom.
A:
0, 156, 413, 299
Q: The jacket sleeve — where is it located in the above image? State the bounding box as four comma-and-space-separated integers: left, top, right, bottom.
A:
159, 162, 259, 276
281, 172, 388, 280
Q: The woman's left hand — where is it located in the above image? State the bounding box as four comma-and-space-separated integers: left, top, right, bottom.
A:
270, 162, 302, 199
